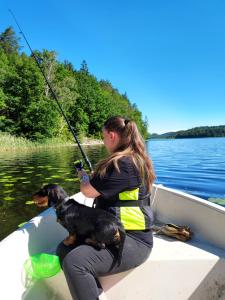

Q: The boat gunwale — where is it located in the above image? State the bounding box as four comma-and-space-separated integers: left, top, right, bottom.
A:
152, 183, 225, 214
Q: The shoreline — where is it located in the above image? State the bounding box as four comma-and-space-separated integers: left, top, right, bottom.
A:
0, 137, 103, 152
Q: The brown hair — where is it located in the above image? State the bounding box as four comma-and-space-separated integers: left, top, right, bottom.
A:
94, 116, 155, 191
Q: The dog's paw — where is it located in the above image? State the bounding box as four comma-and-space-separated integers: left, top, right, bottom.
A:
85, 238, 106, 249
99, 243, 106, 249
85, 238, 94, 246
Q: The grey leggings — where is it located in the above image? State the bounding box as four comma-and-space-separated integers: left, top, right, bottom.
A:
56, 235, 152, 300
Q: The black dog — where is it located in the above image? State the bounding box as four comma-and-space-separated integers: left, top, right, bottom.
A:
33, 184, 126, 265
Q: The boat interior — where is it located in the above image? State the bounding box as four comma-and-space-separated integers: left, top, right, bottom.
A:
1, 185, 225, 300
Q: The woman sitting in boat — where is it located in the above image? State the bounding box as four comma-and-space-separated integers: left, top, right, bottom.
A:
56, 116, 155, 300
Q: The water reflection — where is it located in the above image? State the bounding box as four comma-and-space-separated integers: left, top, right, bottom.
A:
1, 137, 225, 240
0, 145, 107, 241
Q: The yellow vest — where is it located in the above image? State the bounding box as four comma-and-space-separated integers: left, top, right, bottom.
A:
111, 188, 152, 231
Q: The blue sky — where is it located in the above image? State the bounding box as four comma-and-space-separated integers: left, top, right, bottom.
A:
1, 0, 225, 133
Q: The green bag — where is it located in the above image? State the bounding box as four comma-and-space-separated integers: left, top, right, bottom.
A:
24, 253, 61, 279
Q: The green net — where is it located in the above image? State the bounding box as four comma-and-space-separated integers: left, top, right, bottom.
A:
24, 253, 61, 279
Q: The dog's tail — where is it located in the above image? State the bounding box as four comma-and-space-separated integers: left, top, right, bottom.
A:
117, 227, 126, 266
109, 226, 126, 271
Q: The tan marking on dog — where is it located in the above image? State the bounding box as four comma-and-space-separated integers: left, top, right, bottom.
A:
63, 234, 77, 246
114, 230, 121, 242
32, 195, 49, 207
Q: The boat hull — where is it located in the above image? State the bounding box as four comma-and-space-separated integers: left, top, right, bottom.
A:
1, 186, 225, 299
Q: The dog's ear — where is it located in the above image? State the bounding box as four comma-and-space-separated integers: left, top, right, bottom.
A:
47, 189, 58, 207
32, 186, 48, 198
44, 184, 68, 207
57, 205, 77, 234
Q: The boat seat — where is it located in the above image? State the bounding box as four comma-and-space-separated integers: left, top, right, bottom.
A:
42, 234, 225, 300
99, 234, 225, 300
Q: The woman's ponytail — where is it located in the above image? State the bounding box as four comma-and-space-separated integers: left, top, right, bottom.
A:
95, 116, 155, 191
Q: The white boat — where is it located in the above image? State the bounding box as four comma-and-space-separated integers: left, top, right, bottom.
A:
1, 184, 225, 300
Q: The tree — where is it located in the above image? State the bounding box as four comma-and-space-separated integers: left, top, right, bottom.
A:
0, 49, 9, 118
64, 60, 74, 72
32, 49, 57, 97
1, 52, 60, 139
72, 70, 107, 137
0, 27, 20, 54
0, 26, 150, 141
80, 60, 89, 74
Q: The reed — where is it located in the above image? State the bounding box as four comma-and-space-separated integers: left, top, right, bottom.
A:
0, 132, 73, 151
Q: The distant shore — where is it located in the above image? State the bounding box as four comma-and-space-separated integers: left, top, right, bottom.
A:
149, 125, 225, 139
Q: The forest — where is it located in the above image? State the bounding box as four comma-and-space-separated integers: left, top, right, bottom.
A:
150, 125, 225, 139
0, 27, 148, 142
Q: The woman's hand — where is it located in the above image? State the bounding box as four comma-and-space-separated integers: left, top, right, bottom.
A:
74, 160, 100, 198
77, 169, 90, 184
77, 170, 100, 198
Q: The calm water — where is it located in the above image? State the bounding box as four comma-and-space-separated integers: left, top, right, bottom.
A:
1, 137, 225, 240
148, 137, 225, 200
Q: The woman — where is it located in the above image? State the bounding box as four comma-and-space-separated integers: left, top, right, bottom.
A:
56, 116, 155, 300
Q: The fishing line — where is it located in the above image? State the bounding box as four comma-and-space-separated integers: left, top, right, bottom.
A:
9, 9, 93, 172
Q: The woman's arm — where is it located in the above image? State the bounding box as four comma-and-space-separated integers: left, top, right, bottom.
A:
78, 170, 101, 198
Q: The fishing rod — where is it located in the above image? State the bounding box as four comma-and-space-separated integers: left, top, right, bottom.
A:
9, 9, 93, 172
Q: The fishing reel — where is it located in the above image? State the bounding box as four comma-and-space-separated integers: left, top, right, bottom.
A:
74, 160, 84, 171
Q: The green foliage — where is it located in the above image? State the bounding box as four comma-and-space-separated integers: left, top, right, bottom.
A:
0, 131, 35, 150
150, 126, 225, 139
1, 52, 60, 139
0, 27, 20, 54
175, 126, 225, 139
80, 60, 89, 74
0, 26, 149, 142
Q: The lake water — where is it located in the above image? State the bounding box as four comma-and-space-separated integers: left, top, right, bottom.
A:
148, 137, 225, 200
0, 137, 225, 240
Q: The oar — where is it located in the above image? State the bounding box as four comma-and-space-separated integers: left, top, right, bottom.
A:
9, 9, 93, 172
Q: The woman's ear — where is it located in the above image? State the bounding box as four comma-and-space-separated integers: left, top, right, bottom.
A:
109, 131, 116, 140
110, 131, 120, 142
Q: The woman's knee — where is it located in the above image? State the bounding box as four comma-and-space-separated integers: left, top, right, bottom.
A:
56, 241, 76, 266
63, 245, 95, 272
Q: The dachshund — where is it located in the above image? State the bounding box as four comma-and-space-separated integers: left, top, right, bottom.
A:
32, 184, 126, 265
